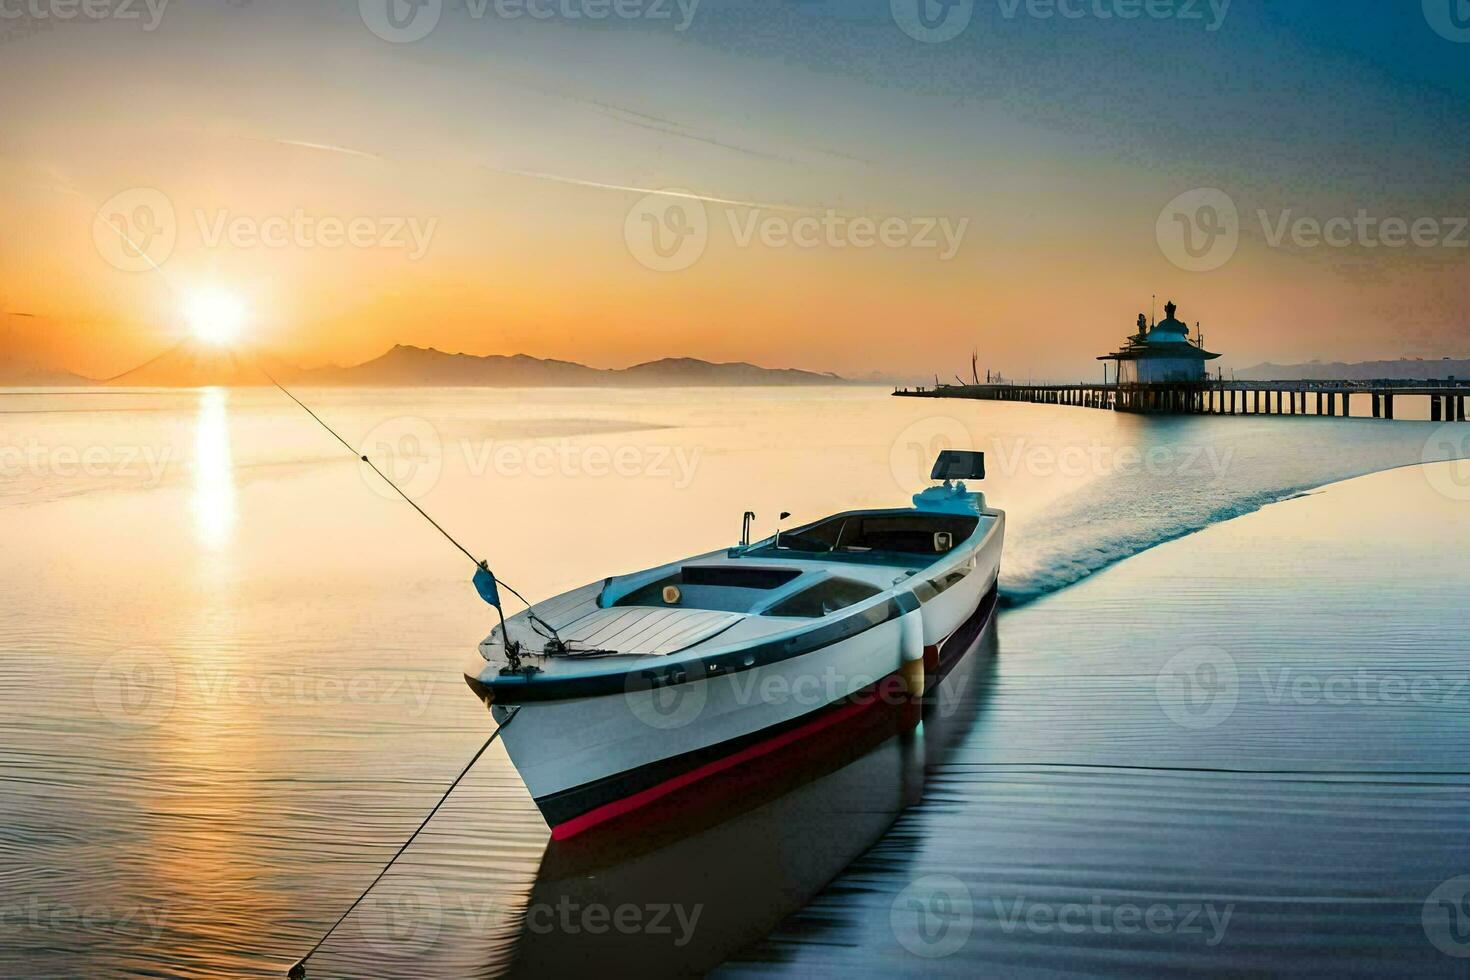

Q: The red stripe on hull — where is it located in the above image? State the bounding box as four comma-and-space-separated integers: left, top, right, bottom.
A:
551, 673, 906, 840
546, 583, 998, 841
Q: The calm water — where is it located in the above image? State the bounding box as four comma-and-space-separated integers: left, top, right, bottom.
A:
2, 386, 1468, 978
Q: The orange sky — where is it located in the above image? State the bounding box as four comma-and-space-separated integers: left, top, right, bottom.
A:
2, 3, 1466, 381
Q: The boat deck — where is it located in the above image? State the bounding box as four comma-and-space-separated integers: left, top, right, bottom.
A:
465, 507, 1000, 702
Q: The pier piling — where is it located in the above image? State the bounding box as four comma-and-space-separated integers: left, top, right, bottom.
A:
895, 378, 1470, 423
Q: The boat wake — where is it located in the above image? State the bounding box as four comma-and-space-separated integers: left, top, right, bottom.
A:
998, 419, 1467, 605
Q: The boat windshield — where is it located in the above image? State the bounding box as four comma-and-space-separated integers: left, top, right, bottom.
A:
770, 513, 977, 561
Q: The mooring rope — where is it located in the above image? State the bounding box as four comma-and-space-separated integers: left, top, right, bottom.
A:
246, 362, 582, 975
257, 363, 481, 567
253, 361, 566, 646
288, 707, 521, 980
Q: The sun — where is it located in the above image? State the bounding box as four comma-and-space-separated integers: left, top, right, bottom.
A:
186, 288, 247, 346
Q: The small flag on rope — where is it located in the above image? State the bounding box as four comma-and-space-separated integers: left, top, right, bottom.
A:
473, 563, 501, 607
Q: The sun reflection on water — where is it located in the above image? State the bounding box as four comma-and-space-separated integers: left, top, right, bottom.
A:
192, 387, 236, 550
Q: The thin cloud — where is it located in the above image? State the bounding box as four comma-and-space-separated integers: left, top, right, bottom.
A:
487, 72, 868, 166
249, 136, 381, 161
483, 166, 837, 215
577, 97, 790, 163
585, 100, 874, 167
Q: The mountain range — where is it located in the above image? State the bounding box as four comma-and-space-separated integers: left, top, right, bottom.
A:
0, 362, 92, 386
300, 345, 849, 387
1237, 358, 1470, 381
44, 342, 854, 388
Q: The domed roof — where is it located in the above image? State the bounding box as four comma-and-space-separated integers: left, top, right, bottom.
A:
1149, 301, 1190, 342
1100, 299, 1220, 364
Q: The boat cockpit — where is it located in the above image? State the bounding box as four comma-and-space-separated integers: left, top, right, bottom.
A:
601, 510, 983, 620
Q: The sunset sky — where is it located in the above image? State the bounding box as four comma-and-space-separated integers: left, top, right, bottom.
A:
2, 0, 1468, 380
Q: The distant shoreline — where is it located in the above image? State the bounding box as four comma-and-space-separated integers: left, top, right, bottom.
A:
0, 380, 890, 392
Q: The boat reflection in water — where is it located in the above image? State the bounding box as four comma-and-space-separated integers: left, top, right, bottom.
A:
501, 618, 1000, 977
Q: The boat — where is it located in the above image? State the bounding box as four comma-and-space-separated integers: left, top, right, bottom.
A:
464, 450, 1004, 840
503, 629, 998, 976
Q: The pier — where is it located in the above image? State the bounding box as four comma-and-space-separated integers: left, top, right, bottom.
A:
894, 380, 1470, 420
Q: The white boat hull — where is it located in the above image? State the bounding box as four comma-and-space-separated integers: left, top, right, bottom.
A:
468, 496, 1004, 838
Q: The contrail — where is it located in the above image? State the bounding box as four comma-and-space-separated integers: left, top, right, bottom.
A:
483, 166, 835, 215
251, 137, 382, 161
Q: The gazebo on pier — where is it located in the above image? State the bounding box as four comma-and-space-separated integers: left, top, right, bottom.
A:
1099, 301, 1220, 384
